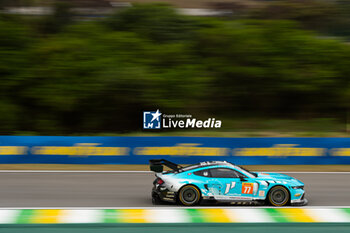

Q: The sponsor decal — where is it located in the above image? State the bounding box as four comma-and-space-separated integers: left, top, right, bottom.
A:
224, 182, 236, 194
214, 195, 252, 200
242, 183, 254, 194
259, 190, 265, 197
134, 143, 229, 156
233, 144, 326, 157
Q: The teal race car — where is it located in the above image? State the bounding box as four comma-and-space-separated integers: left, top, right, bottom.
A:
150, 160, 307, 206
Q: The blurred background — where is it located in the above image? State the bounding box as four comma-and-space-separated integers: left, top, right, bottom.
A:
1, 4, 350, 230
1, 0, 350, 136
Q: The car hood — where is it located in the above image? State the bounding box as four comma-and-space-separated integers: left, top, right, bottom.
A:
255, 172, 304, 186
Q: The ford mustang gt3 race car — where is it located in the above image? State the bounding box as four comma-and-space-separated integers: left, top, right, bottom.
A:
150, 159, 307, 206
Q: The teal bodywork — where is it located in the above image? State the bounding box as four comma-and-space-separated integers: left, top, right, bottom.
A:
158, 163, 306, 205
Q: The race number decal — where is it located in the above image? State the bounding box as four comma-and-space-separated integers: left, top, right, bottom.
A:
242, 183, 254, 194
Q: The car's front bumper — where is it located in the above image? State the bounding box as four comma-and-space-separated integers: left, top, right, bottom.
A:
291, 193, 308, 206
291, 198, 308, 206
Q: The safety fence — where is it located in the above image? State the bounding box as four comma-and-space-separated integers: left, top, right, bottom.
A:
1, 136, 350, 164
0, 208, 349, 224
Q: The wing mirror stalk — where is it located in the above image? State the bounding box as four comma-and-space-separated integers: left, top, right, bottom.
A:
240, 177, 247, 182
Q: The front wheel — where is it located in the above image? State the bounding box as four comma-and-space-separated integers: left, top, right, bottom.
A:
268, 186, 290, 206
178, 185, 201, 206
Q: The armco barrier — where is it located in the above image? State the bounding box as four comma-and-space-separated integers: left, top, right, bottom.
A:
0, 136, 350, 164
0, 208, 349, 223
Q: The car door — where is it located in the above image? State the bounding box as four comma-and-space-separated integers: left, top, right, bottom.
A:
193, 168, 222, 196
206, 168, 242, 200
231, 168, 259, 200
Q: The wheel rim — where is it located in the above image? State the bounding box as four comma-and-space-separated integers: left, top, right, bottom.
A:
271, 189, 287, 205
182, 188, 197, 204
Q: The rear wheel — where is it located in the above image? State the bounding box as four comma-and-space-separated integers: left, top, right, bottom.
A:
178, 185, 201, 206
268, 186, 290, 206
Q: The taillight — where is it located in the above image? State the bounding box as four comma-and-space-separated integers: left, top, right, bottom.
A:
157, 178, 164, 185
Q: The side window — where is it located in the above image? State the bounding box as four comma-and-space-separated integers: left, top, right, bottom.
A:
209, 168, 240, 178
235, 170, 247, 178
194, 169, 210, 177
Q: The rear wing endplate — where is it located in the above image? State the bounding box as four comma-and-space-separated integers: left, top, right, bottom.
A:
149, 159, 182, 173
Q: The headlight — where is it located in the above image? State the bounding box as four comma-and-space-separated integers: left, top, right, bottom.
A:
292, 186, 304, 190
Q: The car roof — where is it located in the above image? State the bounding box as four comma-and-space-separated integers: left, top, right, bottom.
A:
180, 161, 234, 172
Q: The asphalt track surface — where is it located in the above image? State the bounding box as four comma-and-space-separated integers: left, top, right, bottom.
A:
0, 172, 349, 207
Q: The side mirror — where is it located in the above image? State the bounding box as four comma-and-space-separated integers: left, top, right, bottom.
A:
239, 177, 247, 182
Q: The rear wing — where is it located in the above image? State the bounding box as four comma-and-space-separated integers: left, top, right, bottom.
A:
149, 159, 183, 173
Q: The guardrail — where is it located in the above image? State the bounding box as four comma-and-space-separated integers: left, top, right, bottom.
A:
0, 136, 350, 164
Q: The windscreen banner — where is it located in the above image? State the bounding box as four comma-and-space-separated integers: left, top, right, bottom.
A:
0, 136, 349, 165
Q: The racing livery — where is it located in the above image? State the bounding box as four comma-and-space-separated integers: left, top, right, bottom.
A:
150, 159, 307, 206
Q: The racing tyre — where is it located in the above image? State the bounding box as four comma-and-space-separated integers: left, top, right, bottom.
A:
178, 185, 201, 206
268, 186, 290, 207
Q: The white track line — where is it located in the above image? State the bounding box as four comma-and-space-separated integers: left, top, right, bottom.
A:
305, 209, 350, 222
226, 209, 274, 222
0, 170, 349, 174
0, 210, 19, 223
60, 209, 102, 223
145, 209, 189, 223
